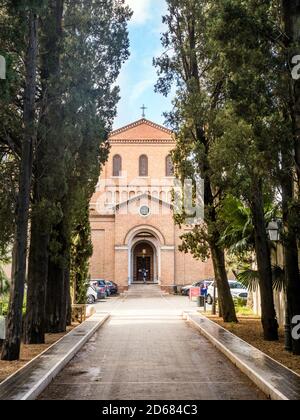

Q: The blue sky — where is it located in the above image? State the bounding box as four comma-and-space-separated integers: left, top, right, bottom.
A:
114, 0, 174, 129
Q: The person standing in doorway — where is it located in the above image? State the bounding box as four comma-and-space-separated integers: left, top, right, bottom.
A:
142, 268, 148, 284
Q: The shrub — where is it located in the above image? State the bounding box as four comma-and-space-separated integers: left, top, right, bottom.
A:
234, 297, 248, 307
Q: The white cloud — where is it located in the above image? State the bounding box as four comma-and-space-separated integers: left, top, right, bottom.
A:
126, 0, 152, 24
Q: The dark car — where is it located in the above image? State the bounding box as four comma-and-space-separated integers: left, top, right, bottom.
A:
90, 283, 106, 300
96, 287, 107, 300
90, 280, 110, 298
106, 281, 118, 295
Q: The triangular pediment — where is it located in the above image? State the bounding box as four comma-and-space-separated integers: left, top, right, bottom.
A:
115, 193, 173, 211
110, 118, 173, 142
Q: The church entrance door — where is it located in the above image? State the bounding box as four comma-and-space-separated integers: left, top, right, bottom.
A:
133, 242, 154, 283
136, 257, 151, 282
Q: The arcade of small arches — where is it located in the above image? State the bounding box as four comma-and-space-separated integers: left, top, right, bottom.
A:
113, 154, 174, 178
104, 188, 174, 206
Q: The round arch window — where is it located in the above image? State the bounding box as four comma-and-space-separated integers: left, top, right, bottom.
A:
140, 205, 150, 217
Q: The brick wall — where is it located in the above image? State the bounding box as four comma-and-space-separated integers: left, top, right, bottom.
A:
89, 120, 215, 292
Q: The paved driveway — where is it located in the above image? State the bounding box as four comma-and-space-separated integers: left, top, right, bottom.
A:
39, 285, 266, 400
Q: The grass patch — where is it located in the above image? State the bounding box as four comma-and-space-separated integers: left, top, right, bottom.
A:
235, 305, 255, 317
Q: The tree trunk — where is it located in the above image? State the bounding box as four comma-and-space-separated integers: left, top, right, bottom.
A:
23, 210, 49, 344
203, 166, 237, 323
1, 11, 38, 361
282, 1, 300, 353
210, 240, 238, 322
281, 150, 300, 354
46, 257, 67, 334
65, 267, 72, 327
284, 236, 300, 354
250, 181, 279, 341
45, 221, 69, 333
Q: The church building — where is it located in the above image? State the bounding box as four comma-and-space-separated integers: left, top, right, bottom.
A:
89, 118, 214, 292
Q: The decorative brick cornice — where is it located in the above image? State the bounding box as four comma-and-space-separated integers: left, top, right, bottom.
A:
110, 118, 173, 139
90, 212, 115, 219
109, 139, 175, 145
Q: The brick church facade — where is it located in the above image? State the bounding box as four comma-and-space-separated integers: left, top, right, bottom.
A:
89, 118, 214, 292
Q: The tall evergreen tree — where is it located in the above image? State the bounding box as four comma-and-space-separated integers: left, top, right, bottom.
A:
207, 0, 300, 345
206, 0, 280, 340
24, 0, 65, 345
1, 0, 40, 360
282, 0, 300, 183
280, 0, 300, 354
44, 0, 130, 334
24, 0, 131, 339
0, 2, 28, 276
155, 0, 237, 322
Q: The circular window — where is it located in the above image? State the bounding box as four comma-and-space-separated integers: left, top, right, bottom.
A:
140, 205, 150, 217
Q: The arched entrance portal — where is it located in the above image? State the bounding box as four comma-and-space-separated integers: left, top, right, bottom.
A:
127, 228, 162, 285
133, 242, 155, 283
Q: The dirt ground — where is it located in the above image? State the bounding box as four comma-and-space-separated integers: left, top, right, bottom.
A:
0, 325, 76, 384
207, 315, 300, 376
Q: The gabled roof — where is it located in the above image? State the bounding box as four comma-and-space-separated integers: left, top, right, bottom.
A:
114, 193, 174, 211
110, 118, 174, 143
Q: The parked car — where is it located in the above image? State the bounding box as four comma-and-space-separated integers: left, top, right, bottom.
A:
90, 280, 110, 297
86, 285, 98, 304
181, 280, 213, 296
106, 281, 118, 295
206, 280, 248, 305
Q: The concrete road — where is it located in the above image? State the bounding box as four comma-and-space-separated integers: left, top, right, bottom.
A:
39, 285, 266, 400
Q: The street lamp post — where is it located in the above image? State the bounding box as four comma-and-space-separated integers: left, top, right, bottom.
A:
267, 220, 281, 242
267, 220, 292, 352
212, 283, 217, 316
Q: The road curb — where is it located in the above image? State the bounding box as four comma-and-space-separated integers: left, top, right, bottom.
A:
184, 312, 300, 401
0, 313, 110, 400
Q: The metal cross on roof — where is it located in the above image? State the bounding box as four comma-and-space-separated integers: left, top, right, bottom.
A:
141, 104, 147, 118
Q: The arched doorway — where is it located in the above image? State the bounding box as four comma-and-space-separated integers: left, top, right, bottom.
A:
126, 226, 163, 285
133, 242, 154, 283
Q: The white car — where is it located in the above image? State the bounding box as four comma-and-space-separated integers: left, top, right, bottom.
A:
207, 280, 248, 305
86, 286, 98, 304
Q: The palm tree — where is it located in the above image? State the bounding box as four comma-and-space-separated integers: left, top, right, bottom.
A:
237, 265, 286, 293
219, 195, 284, 289
218, 195, 255, 255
